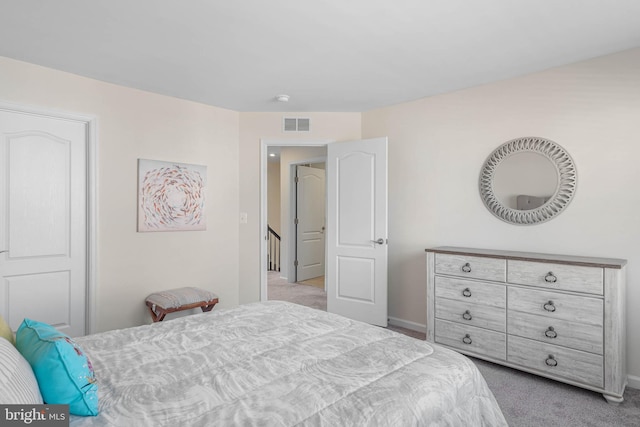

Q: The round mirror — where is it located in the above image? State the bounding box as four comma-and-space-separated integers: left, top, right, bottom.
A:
479, 137, 577, 225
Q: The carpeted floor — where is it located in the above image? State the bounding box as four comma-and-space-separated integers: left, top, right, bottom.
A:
267, 270, 640, 426
297, 275, 325, 289
472, 358, 640, 427
267, 271, 327, 311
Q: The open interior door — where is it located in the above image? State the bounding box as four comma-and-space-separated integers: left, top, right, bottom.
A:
326, 137, 388, 326
295, 165, 326, 282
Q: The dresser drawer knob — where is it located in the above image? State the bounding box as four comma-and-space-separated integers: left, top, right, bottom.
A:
462, 310, 473, 321
545, 326, 558, 338
545, 355, 558, 367
462, 334, 472, 345
543, 300, 556, 312
544, 271, 558, 283
461, 263, 472, 273
462, 288, 472, 297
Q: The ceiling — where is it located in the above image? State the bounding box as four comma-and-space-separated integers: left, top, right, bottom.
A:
1, 1, 639, 112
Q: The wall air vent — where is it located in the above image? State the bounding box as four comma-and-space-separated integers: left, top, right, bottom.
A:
283, 117, 311, 132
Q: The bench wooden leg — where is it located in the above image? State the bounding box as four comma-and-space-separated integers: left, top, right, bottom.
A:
201, 299, 219, 313
146, 298, 218, 322
146, 302, 168, 322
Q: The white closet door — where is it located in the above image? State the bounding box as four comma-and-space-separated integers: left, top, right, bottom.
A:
0, 109, 87, 337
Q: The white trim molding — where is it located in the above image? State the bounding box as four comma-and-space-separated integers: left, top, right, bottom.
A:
627, 374, 640, 390
388, 316, 426, 334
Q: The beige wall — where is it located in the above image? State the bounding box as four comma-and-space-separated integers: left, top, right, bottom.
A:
3, 48, 639, 382
238, 113, 361, 303
362, 48, 640, 380
267, 161, 281, 234
0, 57, 240, 333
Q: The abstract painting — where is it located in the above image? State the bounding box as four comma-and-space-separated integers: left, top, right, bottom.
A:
137, 159, 207, 232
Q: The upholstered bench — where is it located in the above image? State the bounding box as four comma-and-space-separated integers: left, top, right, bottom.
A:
145, 287, 219, 322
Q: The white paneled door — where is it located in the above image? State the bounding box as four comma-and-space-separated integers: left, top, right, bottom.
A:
326, 137, 388, 326
295, 165, 326, 282
0, 109, 88, 337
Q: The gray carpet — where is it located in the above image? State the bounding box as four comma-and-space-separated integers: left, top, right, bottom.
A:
473, 358, 640, 427
267, 271, 640, 426
267, 271, 327, 311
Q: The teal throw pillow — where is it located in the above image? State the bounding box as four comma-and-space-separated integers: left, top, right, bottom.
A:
15, 319, 98, 416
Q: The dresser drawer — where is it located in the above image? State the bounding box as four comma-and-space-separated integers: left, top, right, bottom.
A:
508, 311, 603, 354
426, 247, 626, 400
507, 260, 603, 295
508, 336, 603, 388
508, 287, 602, 327
436, 297, 506, 332
435, 319, 506, 360
435, 253, 506, 282
435, 276, 506, 308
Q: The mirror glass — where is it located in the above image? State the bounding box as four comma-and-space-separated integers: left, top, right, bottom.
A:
492, 152, 558, 210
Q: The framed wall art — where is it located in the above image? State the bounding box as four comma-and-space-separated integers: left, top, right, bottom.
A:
137, 159, 207, 232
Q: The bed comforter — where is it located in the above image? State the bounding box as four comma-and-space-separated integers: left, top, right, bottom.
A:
70, 301, 506, 426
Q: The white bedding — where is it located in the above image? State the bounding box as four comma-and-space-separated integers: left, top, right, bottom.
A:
70, 301, 506, 426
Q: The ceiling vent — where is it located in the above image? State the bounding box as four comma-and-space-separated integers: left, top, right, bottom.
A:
283, 117, 310, 132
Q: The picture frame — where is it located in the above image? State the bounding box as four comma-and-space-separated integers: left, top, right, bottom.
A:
137, 159, 207, 232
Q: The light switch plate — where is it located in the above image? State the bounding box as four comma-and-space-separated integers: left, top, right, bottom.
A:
239, 212, 248, 224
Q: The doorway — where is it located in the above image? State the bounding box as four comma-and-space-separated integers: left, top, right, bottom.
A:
262, 141, 329, 309
260, 137, 389, 326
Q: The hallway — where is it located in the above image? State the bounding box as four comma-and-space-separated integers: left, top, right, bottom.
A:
267, 271, 326, 311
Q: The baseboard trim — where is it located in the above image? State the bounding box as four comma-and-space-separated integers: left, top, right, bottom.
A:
627, 374, 640, 390
388, 316, 426, 333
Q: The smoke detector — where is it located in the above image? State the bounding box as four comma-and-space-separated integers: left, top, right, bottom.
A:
276, 94, 290, 102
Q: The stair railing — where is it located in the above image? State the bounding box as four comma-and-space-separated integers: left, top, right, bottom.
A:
267, 225, 281, 271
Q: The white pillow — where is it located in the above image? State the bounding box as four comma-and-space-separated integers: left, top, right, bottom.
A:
0, 336, 43, 404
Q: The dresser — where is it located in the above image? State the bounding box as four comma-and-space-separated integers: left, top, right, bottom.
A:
425, 246, 627, 403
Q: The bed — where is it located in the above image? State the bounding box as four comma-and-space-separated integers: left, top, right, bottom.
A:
65, 301, 505, 426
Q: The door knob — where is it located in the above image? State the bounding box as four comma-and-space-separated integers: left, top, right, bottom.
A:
371, 238, 384, 245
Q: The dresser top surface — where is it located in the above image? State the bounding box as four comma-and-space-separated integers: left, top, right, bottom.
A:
425, 246, 627, 269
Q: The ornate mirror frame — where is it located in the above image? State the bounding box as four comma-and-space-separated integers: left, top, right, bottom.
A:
479, 137, 577, 225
